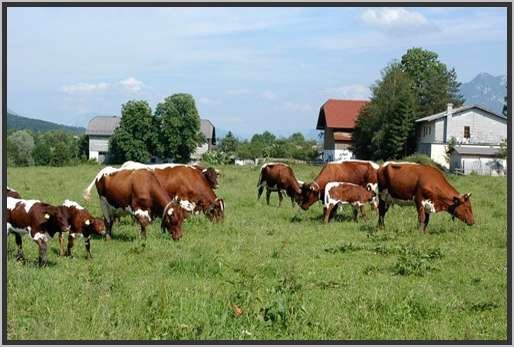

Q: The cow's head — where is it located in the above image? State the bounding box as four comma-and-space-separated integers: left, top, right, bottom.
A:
206, 198, 224, 222
298, 182, 321, 210
202, 167, 220, 189
366, 183, 379, 210
85, 217, 107, 237
161, 201, 189, 241
449, 193, 474, 226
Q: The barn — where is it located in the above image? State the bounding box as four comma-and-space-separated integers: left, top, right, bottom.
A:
416, 103, 507, 175
316, 99, 368, 162
86, 116, 216, 163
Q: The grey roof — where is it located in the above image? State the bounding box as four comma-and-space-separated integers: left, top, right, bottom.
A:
454, 146, 500, 156
415, 104, 507, 123
86, 116, 120, 136
200, 119, 215, 140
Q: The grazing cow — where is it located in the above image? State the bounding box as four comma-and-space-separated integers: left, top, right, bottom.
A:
257, 162, 303, 207
83, 167, 191, 240
121, 161, 220, 189
377, 162, 474, 232
299, 160, 379, 210
56, 200, 106, 258
7, 197, 69, 266
323, 182, 377, 223
119, 161, 224, 222
7, 187, 21, 198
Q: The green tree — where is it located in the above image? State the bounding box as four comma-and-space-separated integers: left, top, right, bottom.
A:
32, 131, 80, 166
108, 100, 157, 164
498, 138, 507, 159
353, 64, 417, 160
219, 131, 238, 153
400, 47, 464, 118
155, 94, 203, 163
78, 134, 89, 160
7, 130, 35, 166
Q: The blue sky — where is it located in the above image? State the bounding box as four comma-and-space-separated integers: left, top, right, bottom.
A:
7, 6, 507, 138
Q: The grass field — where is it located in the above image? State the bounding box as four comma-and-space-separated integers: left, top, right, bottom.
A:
5, 164, 508, 341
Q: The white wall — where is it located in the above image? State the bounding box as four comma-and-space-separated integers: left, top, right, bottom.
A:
89, 136, 110, 152
89, 150, 99, 161
429, 144, 449, 169
447, 109, 506, 144
324, 149, 353, 162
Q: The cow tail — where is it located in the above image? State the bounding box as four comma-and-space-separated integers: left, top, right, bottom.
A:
257, 167, 264, 187
83, 167, 113, 201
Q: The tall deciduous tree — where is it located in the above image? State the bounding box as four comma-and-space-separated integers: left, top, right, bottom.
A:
155, 93, 203, 163
7, 130, 35, 166
219, 131, 238, 153
109, 100, 157, 163
400, 47, 464, 118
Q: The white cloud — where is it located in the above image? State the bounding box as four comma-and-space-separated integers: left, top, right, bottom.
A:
199, 97, 221, 105
361, 8, 434, 33
226, 89, 250, 96
283, 102, 313, 113
119, 77, 144, 92
259, 90, 276, 100
60, 82, 110, 94
322, 84, 370, 100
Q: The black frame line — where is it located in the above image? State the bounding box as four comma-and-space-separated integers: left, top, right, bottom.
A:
1, 1, 512, 345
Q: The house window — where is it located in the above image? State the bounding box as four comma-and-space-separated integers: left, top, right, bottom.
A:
464, 126, 470, 139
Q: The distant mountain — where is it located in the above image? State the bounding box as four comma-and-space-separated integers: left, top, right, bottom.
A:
7, 110, 85, 134
460, 73, 507, 115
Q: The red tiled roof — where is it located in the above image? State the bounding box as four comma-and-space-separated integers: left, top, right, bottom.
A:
333, 132, 352, 142
316, 99, 369, 130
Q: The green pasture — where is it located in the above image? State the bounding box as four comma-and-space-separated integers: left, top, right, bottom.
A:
5, 164, 508, 340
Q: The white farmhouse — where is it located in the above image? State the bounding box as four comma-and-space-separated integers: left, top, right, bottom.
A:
85, 116, 121, 163
85, 115, 215, 163
416, 103, 507, 175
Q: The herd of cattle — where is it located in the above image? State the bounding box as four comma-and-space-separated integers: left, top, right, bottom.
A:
6, 159, 474, 266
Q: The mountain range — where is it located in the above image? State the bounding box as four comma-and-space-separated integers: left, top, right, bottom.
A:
7, 108, 85, 134
459, 73, 506, 115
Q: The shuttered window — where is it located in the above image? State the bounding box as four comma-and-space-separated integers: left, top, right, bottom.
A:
464, 126, 470, 139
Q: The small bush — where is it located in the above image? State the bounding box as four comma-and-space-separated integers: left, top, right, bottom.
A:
401, 153, 446, 171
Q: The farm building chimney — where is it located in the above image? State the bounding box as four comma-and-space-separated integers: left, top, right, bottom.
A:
447, 103, 453, 120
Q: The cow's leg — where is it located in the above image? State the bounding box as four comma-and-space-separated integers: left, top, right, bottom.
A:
84, 236, 92, 259
257, 186, 264, 200
291, 196, 295, 207
35, 239, 48, 267
266, 189, 272, 205
423, 213, 431, 233
58, 232, 65, 256
277, 191, 284, 207
323, 205, 333, 224
352, 205, 359, 222
14, 233, 24, 261
100, 198, 114, 240
360, 204, 367, 220
66, 234, 75, 257
377, 198, 389, 229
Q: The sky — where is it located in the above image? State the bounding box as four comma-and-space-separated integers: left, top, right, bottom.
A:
7, 6, 508, 138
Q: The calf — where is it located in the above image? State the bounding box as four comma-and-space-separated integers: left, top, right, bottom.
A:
7, 197, 69, 266
56, 200, 106, 258
7, 186, 21, 198
84, 167, 190, 240
323, 182, 377, 223
257, 162, 302, 207
299, 160, 379, 210
377, 162, 474, 232
118, 161, 224, 222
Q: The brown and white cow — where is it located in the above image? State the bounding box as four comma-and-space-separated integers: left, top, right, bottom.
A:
323, 182, 377, 223
377, 162, 474, 232
7, 197, 69, 266
257, 162, 303, 207
118, 161, 224, 222
299, 160, 379, 210
7, 186, 21, 198
56, 200, 106, 258
83, 167, 191, 240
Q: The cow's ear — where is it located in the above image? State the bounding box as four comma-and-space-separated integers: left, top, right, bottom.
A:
464, 192, 472, 200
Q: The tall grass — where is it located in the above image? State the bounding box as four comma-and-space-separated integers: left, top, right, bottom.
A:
6, 164, 508, 340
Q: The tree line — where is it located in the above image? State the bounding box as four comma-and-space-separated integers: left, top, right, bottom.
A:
202, 131, 320, 164
352, 47, 465, 161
